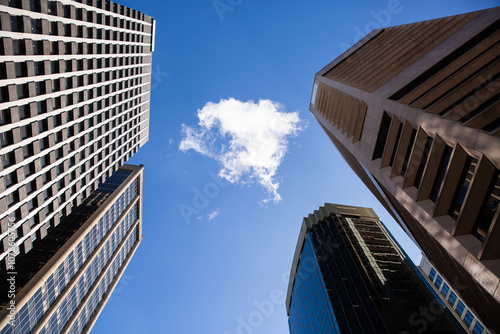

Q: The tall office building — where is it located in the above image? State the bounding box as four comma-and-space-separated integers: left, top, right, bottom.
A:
0, 0, 154, 332
309, 7, 500, 330
285, 203, 465, 334
0, 164, 144, 334
0, 0, 154, 270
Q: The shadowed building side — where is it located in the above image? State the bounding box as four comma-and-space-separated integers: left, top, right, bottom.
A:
286, 204, 466, 334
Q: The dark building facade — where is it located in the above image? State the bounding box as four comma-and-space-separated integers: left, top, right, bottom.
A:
309, 7, 500, 331
0, 0, 154, 271
286, 204, 465, 334
0, 164, 144, 334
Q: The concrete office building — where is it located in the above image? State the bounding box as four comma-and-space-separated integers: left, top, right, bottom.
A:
0, 0, 154, 271
0, 164, 144, 334
309, 7, 500, 330
286, 203, 465, 334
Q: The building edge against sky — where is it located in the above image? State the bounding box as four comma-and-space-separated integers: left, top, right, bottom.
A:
0, 0, 154, 332
0, 0, 154, 271
285, 203, 466, 334
309, 7, 500, 331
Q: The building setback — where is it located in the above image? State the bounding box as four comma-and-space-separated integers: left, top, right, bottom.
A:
0, 0, 154, 271
286, 203, 466, 334
309, 7, 500, 331
0, 164, 144, 334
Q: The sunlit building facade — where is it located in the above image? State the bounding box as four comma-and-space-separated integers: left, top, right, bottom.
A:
286, 204, 464, 334
0, 0, 154, 271
309, 7, 500, 331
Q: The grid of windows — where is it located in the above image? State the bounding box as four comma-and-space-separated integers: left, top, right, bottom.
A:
288, 236, 339, 334
66, 232, 136, 334
0, 176, 138, 334
288, 207, 464, 334
0, 0, 153, 271
420, 257, 490, 334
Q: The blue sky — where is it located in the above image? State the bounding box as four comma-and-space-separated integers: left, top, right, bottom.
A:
91, 1, 498, 333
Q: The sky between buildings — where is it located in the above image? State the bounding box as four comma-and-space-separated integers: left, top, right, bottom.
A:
91, 0, 499, 333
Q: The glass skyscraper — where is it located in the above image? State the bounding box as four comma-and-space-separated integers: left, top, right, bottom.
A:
286, 204, 465, 334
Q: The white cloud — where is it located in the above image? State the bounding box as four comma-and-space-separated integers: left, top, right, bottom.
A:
180, 98, 303, 204
207, 208, 222, 221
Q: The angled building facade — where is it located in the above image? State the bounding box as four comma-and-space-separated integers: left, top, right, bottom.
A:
0, 164, 143, 334
0, 0, 154, 271
309, 7, 500, 331
285, 204, 465, 334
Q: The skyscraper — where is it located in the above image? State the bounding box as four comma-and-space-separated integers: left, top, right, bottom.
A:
0, 0, 154, 332
0, 164, 144, 334
0, 0, 154, 272
309, 7, 500, 330
285, 203, 466, 334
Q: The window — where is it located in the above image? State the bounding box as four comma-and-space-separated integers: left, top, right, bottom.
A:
22, 144, 33, 158
11, 16, 24, 33
449, 157, 478, 220
24, 163, 35, 177
430, 146, 453, 202
15, 62, 27, 78
51, 61, 59, 74
50, 41, 59, 55
38, 119, 48, 133
17, 83, 29, 99
37, 101, 47, 115
473, 171, 500, 241
34, 61, 45, 75
33, 41, 43, 55
49, 21, 58, 35
6, 191, 19, 207
47, 1, 57, 15
0, 130, 13, 148
29, 0, 41, 11
31, 19, 42, 34
39, 137, 49, 150
5, 171, 17, 188
26, 180, 36, 194
21, 124, 31, 139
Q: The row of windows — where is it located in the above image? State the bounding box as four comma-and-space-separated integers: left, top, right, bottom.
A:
7, 15, 146, 44
6, 0, 148, 29
0, 69, 144, 105
427, 267, 489, 334
0, 36, 146, 57
1, 93, 143, 151
0, 58, 145, 85
372, 111, 500, 243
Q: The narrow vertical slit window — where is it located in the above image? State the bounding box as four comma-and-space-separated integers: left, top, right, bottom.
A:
472, 170, 499, 241
448, 156, 478, 220
400, 129, 417, 176
430, 146, 453, 202
414, 137, 433, 188
372, 112, 392, 160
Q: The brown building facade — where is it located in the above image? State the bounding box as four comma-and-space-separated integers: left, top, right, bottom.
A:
310, 7, 500, 331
